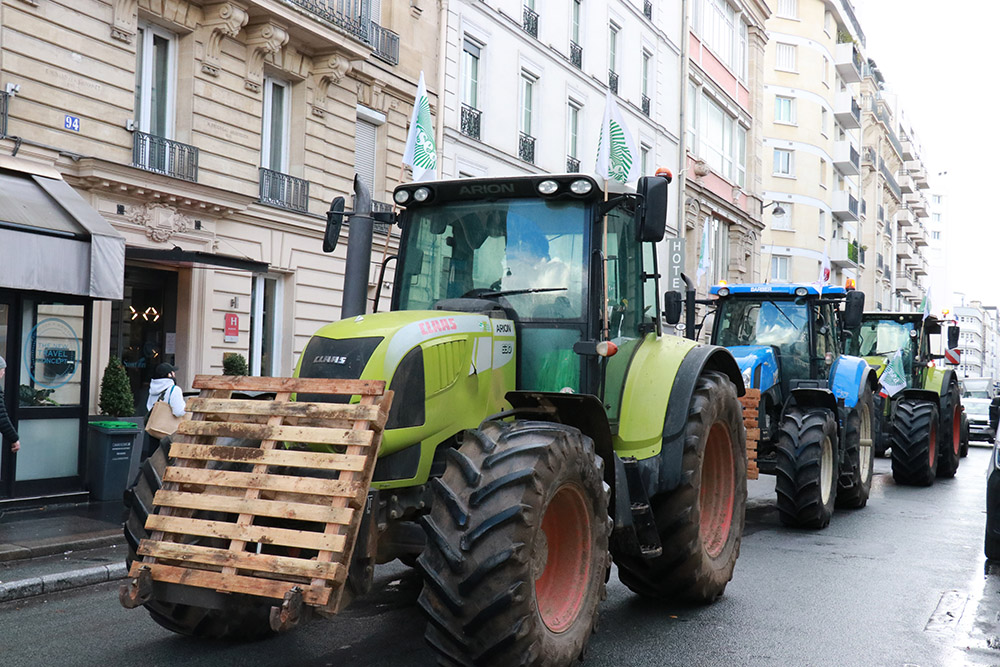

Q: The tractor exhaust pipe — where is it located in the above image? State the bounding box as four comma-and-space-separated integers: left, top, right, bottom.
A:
342, 175, 373, 319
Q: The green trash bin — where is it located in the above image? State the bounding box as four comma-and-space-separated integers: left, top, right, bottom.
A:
87, 421, 141, 502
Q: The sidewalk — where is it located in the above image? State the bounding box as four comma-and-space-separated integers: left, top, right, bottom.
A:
0, 501, 127, 602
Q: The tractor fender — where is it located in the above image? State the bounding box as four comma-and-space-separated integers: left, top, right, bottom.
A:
924, 366, 959, 397
624, 343, 744, 501
829, 356, 877, 409
784, 388, 839, 416
896, 388, 941, 405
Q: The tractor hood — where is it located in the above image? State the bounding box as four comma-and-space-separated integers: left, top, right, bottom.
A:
727, 345, 780, 393
863, 356, 888, 378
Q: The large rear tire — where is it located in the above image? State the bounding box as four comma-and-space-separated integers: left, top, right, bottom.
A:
960, 411, 970, 457
615, 370, 747, 603
418, 421, 610, 666
122, 439, 275, 640
837, 384, 875, 509
890, 399, 939, 486
775, 408, 838, 529
938, 386, 962, 478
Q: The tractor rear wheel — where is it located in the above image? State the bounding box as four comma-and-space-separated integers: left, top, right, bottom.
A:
960, 411, 970, 457
837, 384, 875, 508
890, 399, 939, 486
938, 386, 962, 478
122, 439, 275, 640
615, 370, 746, 603
418, 421, 610, 666
775, 408, 838, 529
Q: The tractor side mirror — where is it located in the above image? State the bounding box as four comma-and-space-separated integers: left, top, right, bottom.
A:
323, 196, 346, 253
636, 175, 668, 243
842, 290, 865, 331
663, 291, 682, 325
948, 325, 960, 350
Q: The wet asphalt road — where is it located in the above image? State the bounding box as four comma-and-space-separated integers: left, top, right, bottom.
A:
3, 447, 1000, 667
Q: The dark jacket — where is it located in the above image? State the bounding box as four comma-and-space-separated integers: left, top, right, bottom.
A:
0, 389, 18, 444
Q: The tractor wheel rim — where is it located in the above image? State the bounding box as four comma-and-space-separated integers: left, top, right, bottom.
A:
929, 419, 937, 465
700, 423, 736, 559
535, 483, 592, 634
859, 403, 873, 481
953, 406, 961, 456
821, 434, 834, 504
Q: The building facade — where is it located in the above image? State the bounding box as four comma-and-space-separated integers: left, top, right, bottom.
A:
0, 0, 436, 503
682, 0, 771, 295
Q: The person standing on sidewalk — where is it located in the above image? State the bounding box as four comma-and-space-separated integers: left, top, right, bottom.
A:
0, 356, 21, 453
143, 362, 186, 458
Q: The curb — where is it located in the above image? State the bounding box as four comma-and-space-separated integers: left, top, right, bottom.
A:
0, 534, 124, 563
0, 562, 128, 603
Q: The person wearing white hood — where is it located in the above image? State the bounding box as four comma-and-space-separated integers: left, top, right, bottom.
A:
143, 362, 187, 457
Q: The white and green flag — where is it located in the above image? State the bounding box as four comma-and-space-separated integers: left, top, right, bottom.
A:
881, 349, 907, 397
595, 90, 638, 184
696, 217, 712, 285
402, 71, 437, 182
921, 294, 931, 320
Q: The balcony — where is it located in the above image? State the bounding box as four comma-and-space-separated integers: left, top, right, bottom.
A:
897, 171, 914, 194
830, 238, 860, 268
879, 159, 901, 202
900, 139, 915, 161
912, 166, 929, 188
913, 257, 928, 276
641, 95, 650, 117
286, 0, 370, 42
519, 132, 535, 164
567, 155, 581, 172
905, 191, 927, 217
876, 252, 884, 272
896, 273, 914, 296
833, 140, 860, 175
570, 41, 582, 69
522, 5, 538, 38
644, 0, 653, 20
132, 131, 199, 182
835, 42, 863, 84
832, 189, 859, 221
609, 70, 619, 94
913, 225, 929, 247
259, 167, 309, 212
896, 239, 912, 259
461, 104, 482, 140
895, 209, 912, 228
833, 92, 861, 129
369, 22, 399, 65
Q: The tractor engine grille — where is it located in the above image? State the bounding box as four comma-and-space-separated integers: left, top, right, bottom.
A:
297, 336, 383, 402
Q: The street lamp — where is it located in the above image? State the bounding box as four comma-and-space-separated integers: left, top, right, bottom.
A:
763, 201, 787, 219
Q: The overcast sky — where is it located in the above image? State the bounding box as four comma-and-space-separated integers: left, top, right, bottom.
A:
854, 1, 997, 309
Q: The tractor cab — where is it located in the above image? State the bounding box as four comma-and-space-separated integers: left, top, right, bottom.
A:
849, 313, 959, 389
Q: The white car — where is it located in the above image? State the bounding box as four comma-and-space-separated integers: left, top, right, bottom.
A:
965, 398, 994, 444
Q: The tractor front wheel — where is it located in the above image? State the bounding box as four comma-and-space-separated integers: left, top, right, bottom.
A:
837, 384, 875, 509
775, 408, 838, 529
418, 420, 610, 666
938, 387, 962, 478
615, 370, 746, 603
891, 399, 939, 486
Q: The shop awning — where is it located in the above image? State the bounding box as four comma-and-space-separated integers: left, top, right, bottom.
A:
126, 246, 269, 273
0, 158, 124, 300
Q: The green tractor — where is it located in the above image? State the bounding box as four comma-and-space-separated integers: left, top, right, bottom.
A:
849, 313, 964, 485
298, 174, 748, 663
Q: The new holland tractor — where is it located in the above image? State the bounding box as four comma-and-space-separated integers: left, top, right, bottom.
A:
124, 173, 749, 666
849, 312, 964, 485
697, 283, 877, 529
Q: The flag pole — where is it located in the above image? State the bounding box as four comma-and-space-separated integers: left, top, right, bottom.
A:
602, 178, 610, 341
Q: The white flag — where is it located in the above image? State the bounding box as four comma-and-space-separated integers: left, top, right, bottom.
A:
816, 246, 831, 287
595, 90, 638, 184
402, 71, 437, 182
696, 218, 712, 285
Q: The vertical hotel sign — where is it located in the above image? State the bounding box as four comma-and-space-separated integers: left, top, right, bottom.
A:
224, 313, 239, 343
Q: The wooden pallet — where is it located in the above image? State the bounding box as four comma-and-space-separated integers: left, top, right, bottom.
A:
127, 375, 392, 615
740, 388, 760, 480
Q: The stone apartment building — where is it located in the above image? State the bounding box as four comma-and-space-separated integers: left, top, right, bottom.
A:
0, 0, 437, 503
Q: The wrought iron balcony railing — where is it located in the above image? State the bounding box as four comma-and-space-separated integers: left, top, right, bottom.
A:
644, 0, 653, 20
567, 155, 580, 172
608, 70, 619, 94
132, 131, 199, 182
461, 104, 482, 140
259, 167, 309, 212
519, 132, 535, 164
523, 6, 538, 38
570, 41, 582, 69
641, 95, 650, 117
286, 0, 369, 41
369, 22, 399, 65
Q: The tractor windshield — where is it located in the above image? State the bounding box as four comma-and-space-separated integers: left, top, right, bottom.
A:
853, 319, 917, 358
396, 199, 587, 320
715, 298, 812, 379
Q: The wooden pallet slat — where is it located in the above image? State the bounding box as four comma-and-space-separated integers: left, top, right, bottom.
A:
130, 562, 333, 606
168, 442, 370, 471
136, 540, 346, 581
152, 489, 355, 525
186, 398, 383, 421
175, 421, 375, 447
161, 467, 368, 500
145, 514, 348, 552
192, 375, 385, 395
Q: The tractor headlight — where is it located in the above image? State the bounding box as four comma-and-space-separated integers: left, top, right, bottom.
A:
717, 287, 730, 297
742, 366, 754, 388
537, 179, 559, 195
570, 179, 593, 195
795, 287, 809, 297
393, 189, 410, 205
413, 187, 431, 202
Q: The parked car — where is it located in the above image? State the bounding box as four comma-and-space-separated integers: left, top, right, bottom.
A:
965, 398, 995, 444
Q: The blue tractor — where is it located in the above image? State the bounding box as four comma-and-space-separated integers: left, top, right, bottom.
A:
703, 283, 877, 529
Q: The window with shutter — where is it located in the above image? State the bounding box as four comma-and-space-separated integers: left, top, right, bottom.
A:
355, 118, 378, 195
776, 43, 797, 71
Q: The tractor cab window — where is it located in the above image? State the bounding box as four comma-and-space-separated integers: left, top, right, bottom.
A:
853, 319, 916, 377
715, 298, 811, 380
815, 305, 837, 377
397, 199, 587, 321
605, 207, 646, 340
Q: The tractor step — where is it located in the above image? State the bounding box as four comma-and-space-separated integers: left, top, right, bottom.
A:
122, 375, 392, 617
621, 459, 663, 559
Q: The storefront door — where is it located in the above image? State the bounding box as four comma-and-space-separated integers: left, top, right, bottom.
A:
0, 295, 13, 498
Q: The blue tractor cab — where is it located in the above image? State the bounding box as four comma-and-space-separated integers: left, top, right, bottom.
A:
706, 282, 877, 529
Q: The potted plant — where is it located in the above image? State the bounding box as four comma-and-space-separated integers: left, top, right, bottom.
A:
89, 356, 141, 501
98, 356, 134, 418
223, 352, 249, 376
